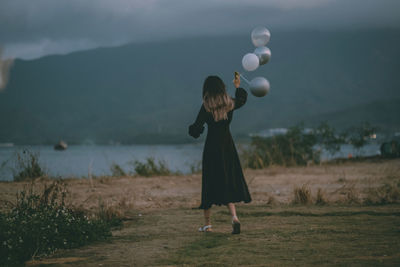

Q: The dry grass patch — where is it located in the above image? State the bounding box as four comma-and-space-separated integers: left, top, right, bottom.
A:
315, 188, 328, 205
364, 182, 400, 205
292, 184, 312, 205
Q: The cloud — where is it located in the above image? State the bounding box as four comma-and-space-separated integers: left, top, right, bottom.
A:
0, 0, 399, 59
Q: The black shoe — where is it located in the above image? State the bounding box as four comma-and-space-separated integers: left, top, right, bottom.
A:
232, 221, 241, 234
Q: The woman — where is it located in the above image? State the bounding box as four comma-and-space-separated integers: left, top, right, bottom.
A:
188, 74, 252, 234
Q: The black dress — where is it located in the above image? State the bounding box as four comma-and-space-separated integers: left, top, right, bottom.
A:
188, 87, 252, 209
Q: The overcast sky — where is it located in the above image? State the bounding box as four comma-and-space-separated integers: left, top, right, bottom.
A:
1, 0, 399, 60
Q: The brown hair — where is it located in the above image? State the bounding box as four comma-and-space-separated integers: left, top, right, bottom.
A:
202, 76, 234, 122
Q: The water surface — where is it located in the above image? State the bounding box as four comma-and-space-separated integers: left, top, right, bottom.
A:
0, 143, 380, 181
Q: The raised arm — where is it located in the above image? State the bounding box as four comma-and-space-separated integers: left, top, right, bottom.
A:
234, 87, 248, 110
188, 104, 207, 138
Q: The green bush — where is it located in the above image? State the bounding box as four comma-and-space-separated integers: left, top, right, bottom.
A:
241, 122, 379, 169
132, 157, 171, 177
243, 125, 319, 168
13, 149, 46, 181
0, 181, 117, 266
110, 162, 127, 177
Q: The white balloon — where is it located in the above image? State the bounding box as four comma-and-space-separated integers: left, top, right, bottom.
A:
242, 53, 259, 71
254, 46, 271, 65
251, 26, 271, 47
250, 77, 270, 97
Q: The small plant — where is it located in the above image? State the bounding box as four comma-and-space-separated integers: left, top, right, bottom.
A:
189, 161, 202, 174
110, 162, 127, 177
132, 157, 171, 177
13, 149, 46, 181
267, 195, 277, 205
292, 185, 312, 205
315, 188, 328, 205
97, 197, 124, 227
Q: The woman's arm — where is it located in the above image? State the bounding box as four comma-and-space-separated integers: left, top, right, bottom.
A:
234, 87, 248, 110
188, 104, 206, 138
233, 72, 247, 110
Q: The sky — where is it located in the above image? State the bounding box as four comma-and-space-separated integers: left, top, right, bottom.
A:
1, 0, 400, 60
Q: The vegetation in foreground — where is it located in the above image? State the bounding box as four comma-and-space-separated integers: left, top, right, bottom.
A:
0, 181, 122, 266
0, 157, 398, 266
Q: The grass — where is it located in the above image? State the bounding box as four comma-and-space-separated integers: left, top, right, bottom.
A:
364, 182, 400, 205
161, 205, 400, 266
33, 204, 400, 266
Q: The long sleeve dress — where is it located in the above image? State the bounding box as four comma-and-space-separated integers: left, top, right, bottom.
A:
188, 87, 252, 209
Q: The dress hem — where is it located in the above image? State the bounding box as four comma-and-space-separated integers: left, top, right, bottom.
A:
198, 199, 252, 210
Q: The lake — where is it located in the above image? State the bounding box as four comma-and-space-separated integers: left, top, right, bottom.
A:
0, 143, 380, 181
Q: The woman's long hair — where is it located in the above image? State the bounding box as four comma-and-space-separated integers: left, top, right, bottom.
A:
202, 76, 234, 122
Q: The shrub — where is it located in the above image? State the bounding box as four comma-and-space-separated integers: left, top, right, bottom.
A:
315, 122, 346, 156
267, 195, 277, 206
0, 181, 118, 266
241, 122, 379, 169
292, 185, 312, 205
243, 124, 319, 168
315, 188, 328, 205
110, 163, 127, 177
132, 157, 171, 177
364, 182, 400, 205
346, 122, 378, 155
13, 149, 46, 181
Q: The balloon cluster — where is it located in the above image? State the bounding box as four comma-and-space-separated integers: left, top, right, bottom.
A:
241, 26, 271, 97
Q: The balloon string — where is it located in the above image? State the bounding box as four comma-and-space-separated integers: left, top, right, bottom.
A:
240, 74, 250, 85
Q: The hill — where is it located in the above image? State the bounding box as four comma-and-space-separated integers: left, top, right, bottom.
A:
306, 99, 400, 131
0, 29, 399, 144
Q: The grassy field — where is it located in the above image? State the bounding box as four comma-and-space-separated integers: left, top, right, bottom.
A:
26, 204, 400, 266
1, 158, 399, 266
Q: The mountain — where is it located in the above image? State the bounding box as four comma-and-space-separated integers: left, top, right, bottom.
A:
306, 99, 400, 131
1, 29, 399, 144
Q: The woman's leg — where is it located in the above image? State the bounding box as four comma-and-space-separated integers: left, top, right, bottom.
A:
204, 208, 211, 225
227, 203, 240, 222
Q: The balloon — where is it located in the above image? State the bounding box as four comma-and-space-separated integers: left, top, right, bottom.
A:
251, 26, 271, 47
242, 53, 259, 71
250, 77, 270, 97
254, 46, 271, 65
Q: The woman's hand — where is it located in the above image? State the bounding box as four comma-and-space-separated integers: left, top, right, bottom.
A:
233, 72, 241, 88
